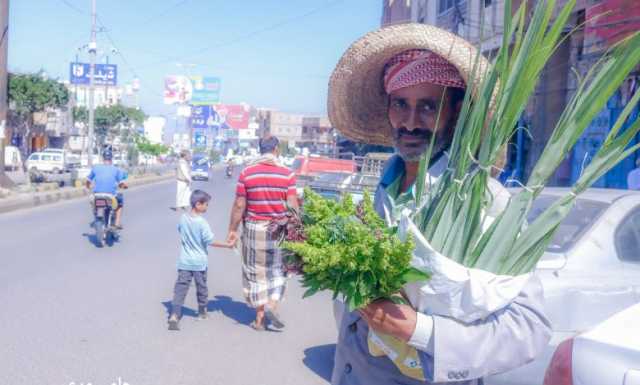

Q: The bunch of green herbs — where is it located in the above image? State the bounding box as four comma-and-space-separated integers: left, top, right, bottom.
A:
284, 188, 426, 310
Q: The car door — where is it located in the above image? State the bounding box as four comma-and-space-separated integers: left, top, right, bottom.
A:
543, 197, 639, 334
612, 200, 640, 302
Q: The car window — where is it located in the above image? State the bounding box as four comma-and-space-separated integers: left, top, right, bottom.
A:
527, 195, 609, 253
53, 155, 62, 161
41, 155, 51, 161
614, 208, 640, 263
29, 154, 39, 161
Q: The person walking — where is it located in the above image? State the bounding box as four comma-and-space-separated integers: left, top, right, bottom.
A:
225, 136, 299, 331
175, 150, 192, 211
168, 189, 232, 331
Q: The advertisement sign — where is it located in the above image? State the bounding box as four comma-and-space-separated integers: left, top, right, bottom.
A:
212, 104, 250, 130
190, 105, 219, 129
70, 63, 118, 86
191, 76, 221, 105
164, 75, 221, 105
194, 132, 207, 147
223, 129, 238, 139
164, 75, 193, 105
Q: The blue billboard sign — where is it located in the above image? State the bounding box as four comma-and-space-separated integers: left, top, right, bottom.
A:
190, 76, 221, 105
194, 132, 207, 147
70, 62, 118, 86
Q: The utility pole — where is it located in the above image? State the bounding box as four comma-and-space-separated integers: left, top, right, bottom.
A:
87, 0, 97, 167
0, 0, 11, 187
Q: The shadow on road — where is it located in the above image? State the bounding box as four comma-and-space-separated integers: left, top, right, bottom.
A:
303, 344, 336, 383
161, 295, 255, 326
207, 295, 255, 325
81, 232, 102, 248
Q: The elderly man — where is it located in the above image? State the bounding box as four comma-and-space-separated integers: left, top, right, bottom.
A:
327, 24, 551, 384
175, 150, 192, 211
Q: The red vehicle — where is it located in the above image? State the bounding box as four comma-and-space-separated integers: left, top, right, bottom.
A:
291, 155, 357, 181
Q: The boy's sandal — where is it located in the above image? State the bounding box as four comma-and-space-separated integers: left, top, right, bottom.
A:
249, 321, 265, 331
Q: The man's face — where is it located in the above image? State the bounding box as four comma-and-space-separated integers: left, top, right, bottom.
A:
387, 82, 459, 162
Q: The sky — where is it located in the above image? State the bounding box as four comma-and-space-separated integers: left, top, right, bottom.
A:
8, 0, 382, 118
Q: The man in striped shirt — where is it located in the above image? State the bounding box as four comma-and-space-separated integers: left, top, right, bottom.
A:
226, 136, 299, 331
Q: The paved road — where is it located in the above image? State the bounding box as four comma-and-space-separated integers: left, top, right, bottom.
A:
0, 167, 338, 385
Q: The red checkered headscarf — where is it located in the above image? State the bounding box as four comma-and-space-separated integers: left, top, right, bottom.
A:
383, 49, 466, 94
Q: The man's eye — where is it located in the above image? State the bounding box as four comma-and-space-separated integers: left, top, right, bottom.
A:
391, 100, 406, 109
422, 103, 436, 113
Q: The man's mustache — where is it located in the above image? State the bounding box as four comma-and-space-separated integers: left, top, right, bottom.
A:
394, 127, 433, 140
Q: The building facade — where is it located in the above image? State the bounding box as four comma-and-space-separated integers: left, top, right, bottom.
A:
388, 0, 640, 188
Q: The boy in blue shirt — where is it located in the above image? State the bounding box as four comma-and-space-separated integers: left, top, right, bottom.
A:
168, 189, 231, 331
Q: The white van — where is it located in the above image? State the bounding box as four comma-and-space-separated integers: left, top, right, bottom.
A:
4, 146, 23, 171
26, 152, 65, 173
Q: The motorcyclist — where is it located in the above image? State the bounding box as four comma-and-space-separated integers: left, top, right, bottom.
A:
85, 150, 128, 229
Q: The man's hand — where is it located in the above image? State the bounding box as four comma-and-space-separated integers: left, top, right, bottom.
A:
359, 299, 417, 342
226, 230, 239, 246
119, 182, 128, 190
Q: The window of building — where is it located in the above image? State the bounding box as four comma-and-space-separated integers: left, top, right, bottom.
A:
438, 0, 463, 14
484, 0, 492, 7
615, 208, 640, 263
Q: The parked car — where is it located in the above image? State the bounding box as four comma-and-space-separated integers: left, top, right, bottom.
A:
80, 153, 101, 167
543, 301, 640, 385
3, 145, 23, 171
307, 171, 379, 201
487, 188, 640, 385
292, 155, 357, 185
42, 148, 80, 170
25, 152, 65, 173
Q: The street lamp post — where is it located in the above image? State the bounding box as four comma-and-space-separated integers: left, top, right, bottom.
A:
87, 0, 97, 167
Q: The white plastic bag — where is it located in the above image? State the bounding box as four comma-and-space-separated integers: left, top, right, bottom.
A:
398, 211, 531, 322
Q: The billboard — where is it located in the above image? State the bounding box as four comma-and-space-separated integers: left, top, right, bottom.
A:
190, 105, 218, 129
164, 75, 192, 105
194, 132, 207, 147
164, 75, 221, 105
212, 104, 250, 130
70, 63, 117, 86
191, 76, 221, 105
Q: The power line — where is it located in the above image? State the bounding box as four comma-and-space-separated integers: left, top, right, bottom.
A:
139, 0, 192, 25
96, 15, 165, 99
139, 0, 346, 67
58, 0, 87, 15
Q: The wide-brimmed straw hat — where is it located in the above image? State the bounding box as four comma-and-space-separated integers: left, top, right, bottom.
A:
328, 23, 491, 147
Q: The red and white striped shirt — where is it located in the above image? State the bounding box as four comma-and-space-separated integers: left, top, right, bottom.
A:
236, 161, 297, 221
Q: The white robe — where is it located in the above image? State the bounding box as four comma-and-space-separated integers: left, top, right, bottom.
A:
176, 159, 191, 208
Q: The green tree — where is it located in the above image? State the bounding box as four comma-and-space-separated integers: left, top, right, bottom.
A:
8, 73, 69, 154
73, 104, 146, 147
134, 134, 169, 157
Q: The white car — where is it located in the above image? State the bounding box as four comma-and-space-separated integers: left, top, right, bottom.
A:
3, 145, 22, 171
543, 302, 640, 385
487, 188, 640, 385
25, 152, 65, 173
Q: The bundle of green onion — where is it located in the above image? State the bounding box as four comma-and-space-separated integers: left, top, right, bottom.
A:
413, 0, 640, 275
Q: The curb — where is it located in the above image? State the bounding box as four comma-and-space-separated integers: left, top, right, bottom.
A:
0, 173, 174, 215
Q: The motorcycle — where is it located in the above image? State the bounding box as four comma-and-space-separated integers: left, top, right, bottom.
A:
92, 193, 120, 247
225, 165, 234, 179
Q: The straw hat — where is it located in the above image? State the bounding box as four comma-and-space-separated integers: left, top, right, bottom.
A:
328, 23, 491, 147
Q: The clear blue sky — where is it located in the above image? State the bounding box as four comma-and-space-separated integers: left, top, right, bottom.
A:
8, 0, 382, 117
